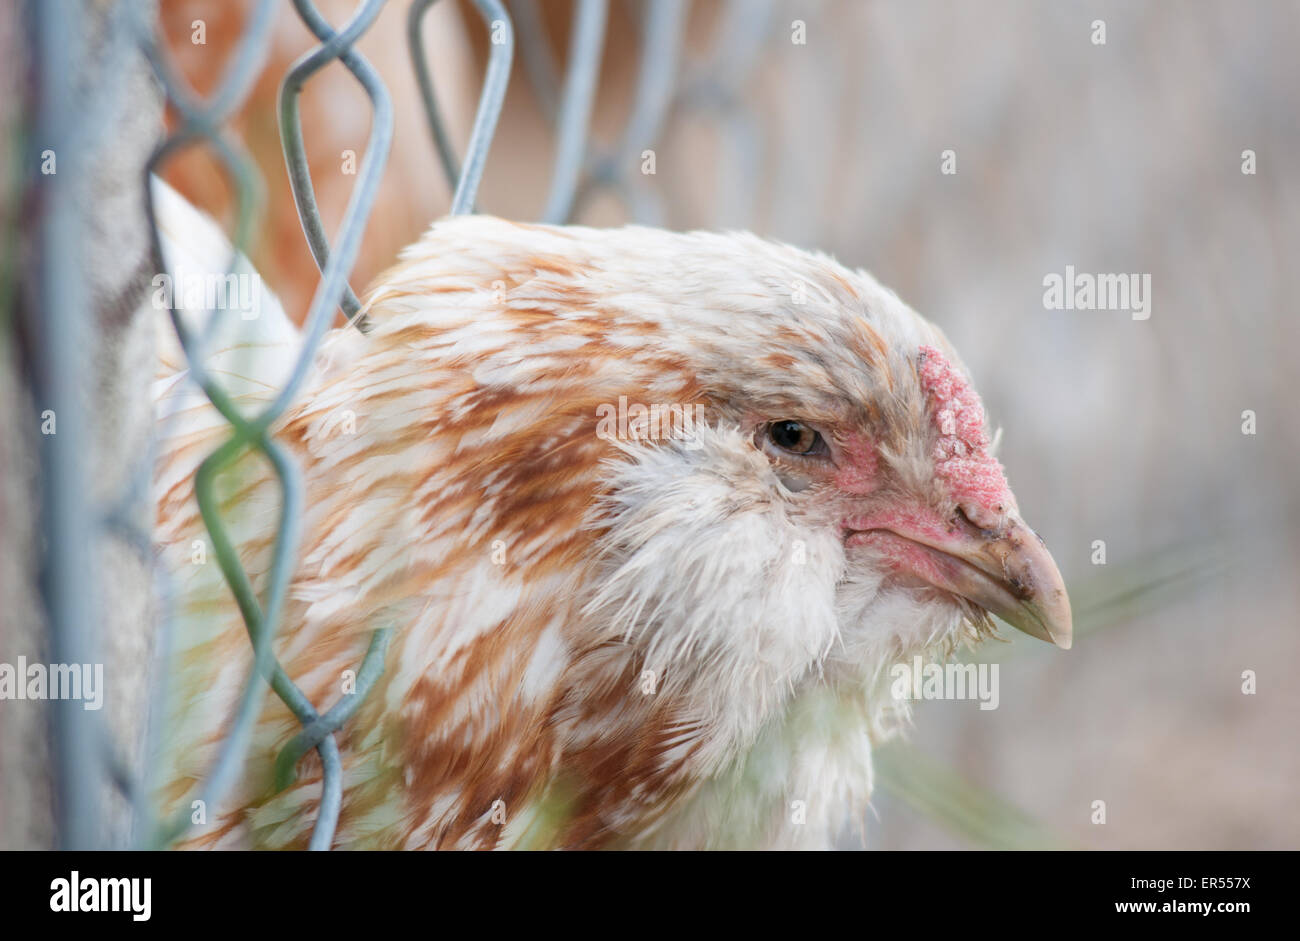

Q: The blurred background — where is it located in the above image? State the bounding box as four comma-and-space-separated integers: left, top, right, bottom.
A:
4, 0, 1297, 848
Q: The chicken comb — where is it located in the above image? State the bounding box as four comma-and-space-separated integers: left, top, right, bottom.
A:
917, 345, 1014, 527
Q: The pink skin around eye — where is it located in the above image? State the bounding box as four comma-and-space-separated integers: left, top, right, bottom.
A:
831, 430, 879, 495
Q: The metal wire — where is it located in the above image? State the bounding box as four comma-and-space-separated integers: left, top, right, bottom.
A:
137, 0, 395, 850
280, 0, 392, 331
572, 0, 687, 225
540, 0, 607, 223
31, 0, 104, 852
407, 0, 466, 194
137, 0, 282, 848
409, 0, 514, 214
511, 0, 561, 122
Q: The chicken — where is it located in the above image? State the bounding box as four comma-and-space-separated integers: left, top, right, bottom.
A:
153, 212, 1071, 850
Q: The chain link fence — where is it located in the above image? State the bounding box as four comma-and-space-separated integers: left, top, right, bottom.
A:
20, 0, 805, 851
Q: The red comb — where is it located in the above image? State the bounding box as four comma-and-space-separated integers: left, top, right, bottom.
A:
917, 346, 1013, 526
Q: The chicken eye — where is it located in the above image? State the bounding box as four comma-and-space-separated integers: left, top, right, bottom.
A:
767, 420, 824, 456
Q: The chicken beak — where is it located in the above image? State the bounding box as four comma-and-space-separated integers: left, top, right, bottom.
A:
913, 514, 1073, 649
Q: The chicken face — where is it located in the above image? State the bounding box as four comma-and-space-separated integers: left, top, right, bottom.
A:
743, 347, 1071, 653
618, 232, 1072, 666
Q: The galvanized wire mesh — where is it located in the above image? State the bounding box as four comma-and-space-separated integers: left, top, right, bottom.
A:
135, 0, 403, 851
